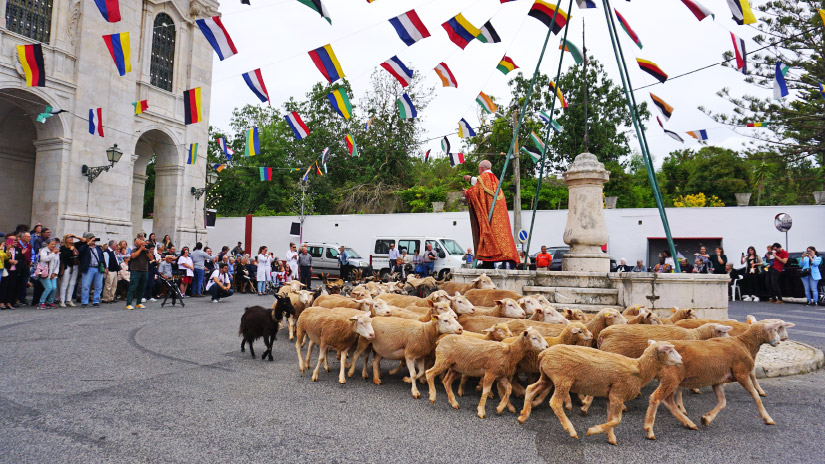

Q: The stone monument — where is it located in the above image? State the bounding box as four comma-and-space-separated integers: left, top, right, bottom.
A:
562, 152, 610, 272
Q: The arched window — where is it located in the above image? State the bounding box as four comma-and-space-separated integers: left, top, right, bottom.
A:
5, 0, 53, 43
150, 13, 175, 92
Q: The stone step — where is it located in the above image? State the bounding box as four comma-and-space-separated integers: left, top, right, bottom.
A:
532, 272, 613, 289
523, 286, 619, 306
546, 303, 620, 314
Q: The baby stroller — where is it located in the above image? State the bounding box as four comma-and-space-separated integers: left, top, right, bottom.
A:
159, 270, 185, 308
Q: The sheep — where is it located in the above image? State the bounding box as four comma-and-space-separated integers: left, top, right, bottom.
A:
391, 300, 456, 321
469, 298, 526, 319
278, 280, 305, 296
458, 314, 564, 337
238, 299, 295, 361
626, 308, 663, 325
642, 321, 789, 440
517, 341, 683, 445
438, 273, 496, 296
529, 305, 569, 325
402, 276, 440, 296
376, 293, 429, 308
463, 288, 523, 307
622, 304, 647, 317
347, 312, 464, 398
426, 327, 549, 418
294, 306, 376, 383
562, 308, 590, 322
278, 289, 315, 341
598, 323, 733, 358
661, 308, 697, 324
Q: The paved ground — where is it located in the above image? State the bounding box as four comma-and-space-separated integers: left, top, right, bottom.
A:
728, 299, 825, 351
1, 293, 824, 463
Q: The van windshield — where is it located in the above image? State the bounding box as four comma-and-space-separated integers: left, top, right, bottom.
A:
440, 239, 464, 255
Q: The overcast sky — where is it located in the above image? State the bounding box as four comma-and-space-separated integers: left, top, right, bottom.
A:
208, 0, 768, 171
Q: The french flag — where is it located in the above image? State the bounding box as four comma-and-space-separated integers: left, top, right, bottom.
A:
389, 9, 431, 46
380, 56, 414, 87
196, 16, 238, 61
88, 108, 104, 137
242, 68, 270, 103
449, 152, 465, 167
285, 111, 310, 140
216, 137, 234, 160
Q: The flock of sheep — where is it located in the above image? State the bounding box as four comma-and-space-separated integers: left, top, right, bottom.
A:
237, 274, 795, 445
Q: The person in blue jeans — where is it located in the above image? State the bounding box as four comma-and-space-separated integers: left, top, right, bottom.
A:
801, 246, 822, 306
76, 233, 105, 307
37, 239, 60, 309
190, 242, 210, 297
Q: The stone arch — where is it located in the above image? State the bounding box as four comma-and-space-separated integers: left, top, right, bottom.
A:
0, 86, 68, 233
132, 128, 183, 241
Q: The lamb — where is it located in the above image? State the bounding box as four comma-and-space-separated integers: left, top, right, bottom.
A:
517, 341, 683, 445
463, 288, 523, 307
438, 273, 496, 296
674, 315, 760, 336
661, 308, 697, 324
626, 308, 662, 325
598, 323, 733, 358
347, 312, 464, 398
277, 280, 305, 296
517, 296, 546, 318
459, 308, 624, 343
238, 298, 295, 361
642, 321, 788, 440
470, 298, 526, 318
562, 308, 589, 322
294, 306, 376, 383
528, 305, 569, 325
622, 304, 646, 317
426, 327, 549, 418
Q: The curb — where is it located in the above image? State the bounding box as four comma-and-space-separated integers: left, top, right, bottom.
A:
754, 341, 825, 379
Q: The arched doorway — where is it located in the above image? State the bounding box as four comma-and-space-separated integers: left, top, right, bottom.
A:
0, 88, 66, 233
132, 129, 182, 241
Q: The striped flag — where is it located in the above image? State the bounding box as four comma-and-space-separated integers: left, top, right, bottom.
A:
656, 116, 684, 143
576, 0, 597, 8
388, 9, 431, 46
424, 149, 430, 162
637, 59, 668, 83
102, 32, 131, 75
649, 93, 674, 121
296, 0, 331, 24
773, 62, 789, 99
196, 16, 238, 61
476, 91, 498, 114
530, 131, 545, 154
380, 56, 414, 87
443, 13, 481, 49
539, 111, 563, 134
321, 147, 331, 167
132, 100, 148, 115
365, 116, 376, 131
213, 164, 226, 173
396, 93, 417, 119
559, 39, 583, 64
680, 0, 715, 21
308, 44, 345, 83
529, 1, 569, 35
449, 153, 465, 167
458, 118, 476, 138
242, 68, 270, 103
476, 20, 501, 43
345, 134, 358, 156
731, 33, 747, 74
497, 56, 518, 75
302, 164, 312, 181
245, 127, 260, 157
549, 81, 568, 108
327, 88, 353, 119
434, 62, 458, 88
686, 129, 709, 141
615, 9, 642, 49
727, 0, 756, 25
819, 83, 825, 101
441, 137, 450, 154
285, 111, 310, 140
216, 137, 234, 160
259, 167, 273, 181
93, 0, 121, 22
183, 88, 202, 125
187, 143, 198, 165
746, 122, 771, 127
521, 147, 541, 163
36, 107, 66, 123
16, 44, 45, 87
315, 161, 324, 176
88, 108, 104, 137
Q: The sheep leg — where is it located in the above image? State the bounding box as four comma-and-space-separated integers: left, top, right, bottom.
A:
586, 397, 624, 445
549, 382, 578, 439
662, 393, 697, 430
371, 353, 383, 385
751, 369, 767, 397
425, 361, 447, 405
645, 380, 697, 440
287, 316, 295, 341
533, 379, 554, 407
700, 383, 727, 426
457, 374, 468, 397
347, 338, 369, 378
240, 338, 246, 353
247, 339, 256, 359
674, 387, 687, 414
361, 348, 372, 380
580, 395, 595, 416
690, 388, 701, 394
295, 337, 305, 373
517, 374, 551, 424
338, 349, 349, 384
264, 335, 274, 361
405, 357, 421, 399
304, 340, 316, 371
389, 361, 405, 376
312, 343, 327, 382
511, 379, 526, 398
323, 347, 330, 372
495, 379, 514, 415
443, 370, 461, 409
416, 359, 426, 380
736, 371, 775, 425
476, 374, 495, 419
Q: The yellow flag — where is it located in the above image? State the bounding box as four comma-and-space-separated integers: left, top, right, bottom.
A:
820, 9, 825, 27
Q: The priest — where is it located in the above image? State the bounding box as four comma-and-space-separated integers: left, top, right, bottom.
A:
463, 160, 520, 269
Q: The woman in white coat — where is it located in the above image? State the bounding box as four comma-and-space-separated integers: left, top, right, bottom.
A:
285, 242, 299, 281
256, 246, 274, 295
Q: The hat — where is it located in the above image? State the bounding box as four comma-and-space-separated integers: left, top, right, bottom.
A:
83, 232, 95, 240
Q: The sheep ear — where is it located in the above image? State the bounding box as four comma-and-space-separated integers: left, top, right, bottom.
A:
350, 314, 360, 320
746, 315, 756, 324
765, 321, 782, 331
427, 300, 434, 307
718, 325, 733, 333
657, 344, 673, 353
648, 339, 656, 346
522, 330, 529, 337
782, 322, 795, 328
495, 300, 504, 306
482, 327, 494, 333
454, 291, 462, 297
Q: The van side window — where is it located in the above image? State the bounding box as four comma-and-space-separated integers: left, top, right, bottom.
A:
374, 240, 395, 254
308, 246, 323, 258
426, 240, 444, 255
326, 248, 339, 259
398, 240, 419, 255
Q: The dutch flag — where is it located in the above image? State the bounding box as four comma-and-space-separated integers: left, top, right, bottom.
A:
389, 9, 431, 46
88, 108, 104, 137
285, 111, 310, 140
380, 56, 414, 88
196, 16, 238, 61
242, 68, 270, 103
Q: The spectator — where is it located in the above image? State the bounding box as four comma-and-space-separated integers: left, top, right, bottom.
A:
178, 247, 194, 297
206, 262, 233, 302
632, 260, 646, 272
653, 256, 672, 273
801, 246, 821, 306
412, 249, 423, 275
388, 243, 399, 274
679, 258, 693, 273
463, 249, 473, 268
0, 235, 18, 309
126, 237, 152, 310
298, 246, 313, 289
338, 246, 351, 282
36, 238, 60, 309
535, 246, 553, 270
694, 246, 711, 266
76, 233, 104, 307
15, 232, 32, 306
763, 245, 774, 270
116, 241, 130, 300
617, 258, 633, 272
204, 247, 216, 275
766, 242, 788, 304
708, 247, 728, 275
740, 246, 763, 302
32, 227, 51, 254
158, 254, 174, 280
395, 257, 408, 280
255, 246, 273, 295
692, 257, 708, 274
190, 243, 209, 298
662, 250, 675, 269
231, 241, 244, 256
161, 234, 173, 251
101, 240, 121, 304
421, 243, 436, 277
0, 233, 7, 309
245, 257, 258, 288
517, 251, 532, 271
58, 234, 79, 307
274, 262, 287, 287
30, 223, 42, 241
285, 243, 299, 281
217, 246, 230, 263
725, 263, 739, 300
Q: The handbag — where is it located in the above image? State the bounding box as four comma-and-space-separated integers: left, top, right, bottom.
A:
799, 268, 811, 277
35, 261, 50, 278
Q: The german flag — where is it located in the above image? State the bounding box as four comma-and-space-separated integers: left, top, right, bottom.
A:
183, 87, 202, 125
17, 44, 45, 87
649, 93, 673, 121
636, 59, 668, 83
528, 1, 568, 35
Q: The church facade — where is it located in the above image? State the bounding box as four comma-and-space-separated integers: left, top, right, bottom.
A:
0, 0, 218, 245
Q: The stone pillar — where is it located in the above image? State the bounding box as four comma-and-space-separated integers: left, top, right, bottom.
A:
562, 152, 610, 272
131, 173, 148, 236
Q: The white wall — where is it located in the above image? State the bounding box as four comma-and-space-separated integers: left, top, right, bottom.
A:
206, 205, 824, 267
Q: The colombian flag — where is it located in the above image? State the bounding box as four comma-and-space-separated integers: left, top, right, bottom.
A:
442, 14, 481, 49
103, 32, 131, 76
183, 88, 202, 125
17, 44, 45, 87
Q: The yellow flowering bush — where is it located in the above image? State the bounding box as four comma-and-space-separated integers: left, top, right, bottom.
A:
672, 192, 725, 207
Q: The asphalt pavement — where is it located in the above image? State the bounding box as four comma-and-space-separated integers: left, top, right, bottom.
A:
1, 293, 823, 463
728, 299, 825, 351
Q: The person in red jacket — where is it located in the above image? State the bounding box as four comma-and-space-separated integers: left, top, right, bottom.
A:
766, 242, 789, 304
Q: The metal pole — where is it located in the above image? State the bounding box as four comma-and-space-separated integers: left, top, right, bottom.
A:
512, 109, 522, 247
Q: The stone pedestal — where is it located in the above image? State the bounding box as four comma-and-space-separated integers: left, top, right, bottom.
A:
735, 193, 751, 206
562, 153, 610, 272
814, 191, 825, 205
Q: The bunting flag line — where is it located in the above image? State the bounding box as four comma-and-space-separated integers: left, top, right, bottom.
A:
327, 88, 353, 119
686, 129, 709, 140
380, 56, 414, 87
315, 161, 323, 176
538, 110, 551, 124
521, 147, 541, 163
559, 39, 583, 64
245, 127, 260, 157
449, 152, 465, 167
93, 0, 121, 22
187, 143, 198, 165
36, 107, 66, 123
345, 134, 357, 156
727, 0, 756, 25
132, 100, 148, 115
389, 9, 431, 46
549, 81, 568, 108
242, 68, 270, 103
102, 32, 131, 76
615, 9, 642, 49
196, 16, 238, 61
16, 44, 45, 87
496, 56, 519, 75
576, 0, 597, 8
773, 62, 789, 99
530, 131, 545, 153
259, 167, 273, 181
476, 20, 501, 43
424, 149, 430, 162
637, 58, 668, 83
657, 116, 684, 143
441, 136, 450, 153
731, 33, 747, 74
302, 164, 311, 181
549, 119, 562, 133
216, 137, 235, 160
443, 13, 482, 49
296, 0, 331, 24
746, 122, 771, 127
88, 108, 104, 137
434, 62, 458, 88
365, 116, 376, 130
476, 91, 498, 114
213, 164, 227, 173
680, 0, 714, 21
183, 88, 202, 125
285, 111, 310, 140
397, 93, 417, 119
458, 118, 476, 138
649, 93, 674, 121
308, 44, 345, 83
529, 1, 569, 35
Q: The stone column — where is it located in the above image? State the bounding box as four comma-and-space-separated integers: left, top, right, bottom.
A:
562, 152, 610, 272
131, 173, 148, 236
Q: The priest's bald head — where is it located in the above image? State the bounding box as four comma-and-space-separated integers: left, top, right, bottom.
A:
478, 159, 492, 174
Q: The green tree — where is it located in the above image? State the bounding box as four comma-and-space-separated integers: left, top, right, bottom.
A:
659, 147, 751, 205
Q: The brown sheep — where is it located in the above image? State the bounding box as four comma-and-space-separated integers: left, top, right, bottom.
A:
438, 273, 496, 296
275, 290, 315, 341
463, 288, 523, 307
314, 294, 361, 309
518, 341, 683, 445
562, 308, 590, 322
598, 323, 733, 358
471, 298, 526, 318
376, 293, 428, 308
661, 308, 697, 324
626, 308, 662, 325
622, 304, 646, 317
643, 321, 789, 440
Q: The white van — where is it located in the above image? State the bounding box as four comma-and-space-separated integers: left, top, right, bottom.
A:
370, 236, 467, 279
303, 242, 371, 279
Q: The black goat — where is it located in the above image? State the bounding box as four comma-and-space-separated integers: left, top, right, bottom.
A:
238, 297, 295, 361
